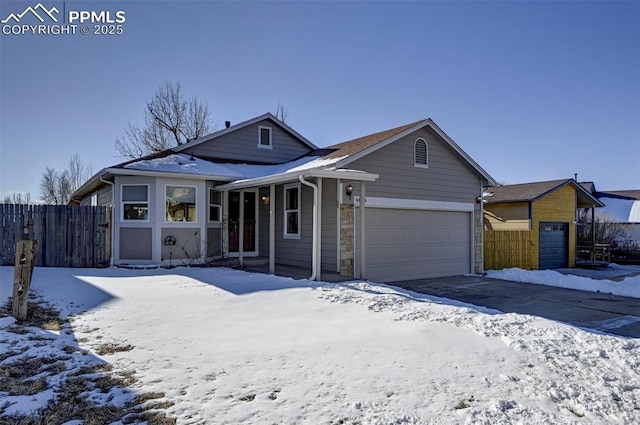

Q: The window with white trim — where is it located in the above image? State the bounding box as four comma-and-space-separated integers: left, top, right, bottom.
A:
258, 126, 272, 149
122, 185, 149, 221
209, 189, 221, 222
166, 186, 196, 222
283, 184, 300, 238
414, 138, 428, 168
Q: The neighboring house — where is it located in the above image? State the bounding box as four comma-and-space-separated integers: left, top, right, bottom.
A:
581, 183, 640, 246
483, 179, 604, 269
71, 113, 495, 282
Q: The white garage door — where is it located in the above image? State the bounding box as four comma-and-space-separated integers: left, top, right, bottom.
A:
362, 208, 471, 282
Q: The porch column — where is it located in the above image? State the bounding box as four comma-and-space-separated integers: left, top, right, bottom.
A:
336, 179, 341, 273
269, 184, 275, 274
316, 178, 322, 281
359, 182, 366, 279
239, 190, 244, 267
592, 206, 596, 245
222, 190, 229, 258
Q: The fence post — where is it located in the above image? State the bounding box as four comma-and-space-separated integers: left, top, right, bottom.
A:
12, 240, 38, 321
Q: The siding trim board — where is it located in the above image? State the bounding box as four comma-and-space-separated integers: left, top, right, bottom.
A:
357, 196, 474, 212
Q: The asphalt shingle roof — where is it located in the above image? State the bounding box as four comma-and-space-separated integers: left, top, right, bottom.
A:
322, 120, 424, 160
599, 190, 640, 200
484, 179, 570, 203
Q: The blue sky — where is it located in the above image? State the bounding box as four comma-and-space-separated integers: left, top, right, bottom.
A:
1, 0, 638, 201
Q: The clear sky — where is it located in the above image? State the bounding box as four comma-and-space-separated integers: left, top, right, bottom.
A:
1, 0, 638, 201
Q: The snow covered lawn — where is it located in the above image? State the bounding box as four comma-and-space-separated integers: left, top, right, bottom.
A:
1, 266, 639, 424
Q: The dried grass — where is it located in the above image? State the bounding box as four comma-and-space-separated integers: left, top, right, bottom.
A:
0, 297, 175, 424
95, 343, 134, 356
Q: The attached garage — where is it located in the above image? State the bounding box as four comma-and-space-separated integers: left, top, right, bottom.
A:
357, 199, 474, 282
538, 222, 568, 269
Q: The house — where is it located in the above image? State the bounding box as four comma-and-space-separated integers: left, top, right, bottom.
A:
71, 113, 496, 282
580, 183, 640, 247
483, 179, 604, 270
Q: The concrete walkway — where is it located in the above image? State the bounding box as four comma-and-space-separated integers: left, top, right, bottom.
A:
394, 274, 640, 338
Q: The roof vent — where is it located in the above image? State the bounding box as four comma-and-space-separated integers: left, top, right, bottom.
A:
225, 121, 231, 128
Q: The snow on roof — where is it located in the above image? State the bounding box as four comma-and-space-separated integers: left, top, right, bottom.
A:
122, 153, 347, 182
599, 196, 640, 223
124, 154, 244, 179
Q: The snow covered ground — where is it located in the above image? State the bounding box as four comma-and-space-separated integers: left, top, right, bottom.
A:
487, 264, 640, 298
1, 266, 639, 424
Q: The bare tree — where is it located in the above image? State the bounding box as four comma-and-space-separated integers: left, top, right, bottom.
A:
39, 155, 92, 204
3, 192, 32, 204
577, 210, 627, 245
115, 81, 213, 159
274, 101, 289, 124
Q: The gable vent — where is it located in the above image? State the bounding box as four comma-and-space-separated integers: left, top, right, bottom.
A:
414, 138, 428, 168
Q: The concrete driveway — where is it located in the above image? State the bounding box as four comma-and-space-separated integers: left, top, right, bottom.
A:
394, 274, 640, 338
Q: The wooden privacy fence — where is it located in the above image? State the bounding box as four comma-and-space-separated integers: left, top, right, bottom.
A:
484, 230, 533, 270
0, 204, 111, 268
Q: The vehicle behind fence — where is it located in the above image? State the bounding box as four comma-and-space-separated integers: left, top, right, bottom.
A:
0, 204, 111, 267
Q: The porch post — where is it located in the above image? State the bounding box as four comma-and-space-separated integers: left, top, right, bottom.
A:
239, 189, 244, 268
222, 190, 229, 259
359, 182, 366, 279
316, 178, 322, 281
336, 179, 341, 273
591, 205, 596, 263
269, 184, 275, 274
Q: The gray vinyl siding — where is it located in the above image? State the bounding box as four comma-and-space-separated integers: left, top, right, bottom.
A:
320, 180, 338, 272
79, 194, 93, 206
274, 184, 313, 268
349, 127, 482, 202
256, 181, 337, 271
79, 184, 112, 206
189, 120, 312, 163
97, 185, 112, 206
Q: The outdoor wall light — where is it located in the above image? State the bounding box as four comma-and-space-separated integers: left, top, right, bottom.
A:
261, 195, 269, 204
345, 184, 353, 199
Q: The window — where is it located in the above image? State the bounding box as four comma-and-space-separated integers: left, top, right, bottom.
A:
122, 185, 148, 221
258, 126, 272, 149
209, 189, 221, 222
166, 186, 196, 222
414, 138, 428, 168
283, 184, 300, 238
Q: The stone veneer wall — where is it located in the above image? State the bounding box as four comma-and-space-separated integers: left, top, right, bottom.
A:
340, 204, 354, 277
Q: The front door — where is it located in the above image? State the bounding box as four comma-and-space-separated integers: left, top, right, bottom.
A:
229, 191, 257, 254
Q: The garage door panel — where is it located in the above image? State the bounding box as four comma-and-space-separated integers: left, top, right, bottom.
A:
364, 208, 471, 282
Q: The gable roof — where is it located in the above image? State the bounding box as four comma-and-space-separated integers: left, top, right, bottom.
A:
484, 179, 604, 207
173, 112, 317, 154
323, 118, 496, 185
580, 181, 596, 194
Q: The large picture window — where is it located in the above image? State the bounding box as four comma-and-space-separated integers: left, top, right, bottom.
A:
166, 186, 196, 222
283, 184, 300, 238
122, 185, 148, 221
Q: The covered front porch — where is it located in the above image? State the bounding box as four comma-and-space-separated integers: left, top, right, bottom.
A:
215, 168, 378, 281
